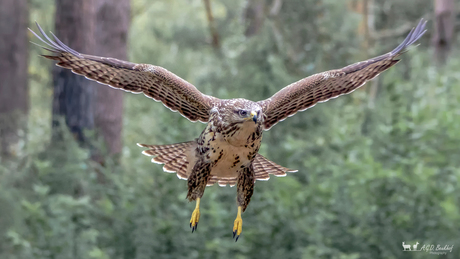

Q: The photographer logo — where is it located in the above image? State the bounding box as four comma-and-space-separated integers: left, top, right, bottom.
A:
402, 241, 453, 255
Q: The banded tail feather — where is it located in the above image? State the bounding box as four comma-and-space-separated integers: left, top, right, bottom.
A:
137, 141, 197, 180
253, 154, 298, 180
206, 154, 297, 187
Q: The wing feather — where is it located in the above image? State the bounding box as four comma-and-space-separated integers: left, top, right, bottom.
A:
30, 23, 219, 123
258, 19, 427, 130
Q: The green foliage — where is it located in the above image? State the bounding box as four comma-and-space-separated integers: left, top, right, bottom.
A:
2, 0, 460, 258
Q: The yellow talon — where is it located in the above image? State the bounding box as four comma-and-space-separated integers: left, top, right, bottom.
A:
232, 206, 243, 241
190, 198, 200, 232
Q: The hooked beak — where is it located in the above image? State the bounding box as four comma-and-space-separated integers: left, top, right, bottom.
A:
251, 111, 257, 123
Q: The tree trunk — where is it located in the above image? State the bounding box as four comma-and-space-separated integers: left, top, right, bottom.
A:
432, 0, 455, 65
348, 0, 373, 57
0, 0, 28, 158
93, 0, 130, 160
203, 0, 221, 50
244, 0, 266, 37
52, 0, 96, 146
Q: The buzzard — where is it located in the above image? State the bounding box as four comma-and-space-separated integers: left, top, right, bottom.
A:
30, 19, 426, 241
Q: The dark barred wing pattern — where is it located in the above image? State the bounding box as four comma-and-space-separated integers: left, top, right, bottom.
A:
30, 23, 218, 123
258, 19, 427, 130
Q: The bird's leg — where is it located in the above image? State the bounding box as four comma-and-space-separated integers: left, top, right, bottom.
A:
233, 165, 255, 241
190, 198, 201, 232
187, 159, 211, 232
233, 206, 243, 241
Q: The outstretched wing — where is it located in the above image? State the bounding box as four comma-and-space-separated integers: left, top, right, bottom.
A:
30, 23, 219, 123
258, 19, 427, 130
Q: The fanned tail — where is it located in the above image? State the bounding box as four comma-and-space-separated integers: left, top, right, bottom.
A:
138, 142, 296, 186
137, 141, 197, 180
207, 176, 238, 187
206, 154, 297, 187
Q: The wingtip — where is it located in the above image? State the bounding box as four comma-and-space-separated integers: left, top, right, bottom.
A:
391, 18, 427, 56
29, 22, 83, 57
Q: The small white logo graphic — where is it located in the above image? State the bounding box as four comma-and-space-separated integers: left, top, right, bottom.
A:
402, 241, 419, 251
402, 241, 454, 255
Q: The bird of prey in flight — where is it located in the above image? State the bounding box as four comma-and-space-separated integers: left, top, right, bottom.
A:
30, 19, 426, 241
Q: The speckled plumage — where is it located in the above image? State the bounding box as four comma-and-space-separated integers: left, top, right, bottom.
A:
30, 19, 426, 241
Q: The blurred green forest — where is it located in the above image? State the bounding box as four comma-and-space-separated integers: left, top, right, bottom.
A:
1, 0, 460, 258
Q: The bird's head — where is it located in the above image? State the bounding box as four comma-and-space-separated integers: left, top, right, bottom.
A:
212, 99, 263, 127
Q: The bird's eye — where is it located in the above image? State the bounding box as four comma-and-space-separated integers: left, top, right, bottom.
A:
238, 110, 248, 117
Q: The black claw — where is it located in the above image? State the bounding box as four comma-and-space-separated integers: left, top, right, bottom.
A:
233, 230, 236, 238
235, 235, 240, 242
190, 222, 192, 228
195, 222, 198, 231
